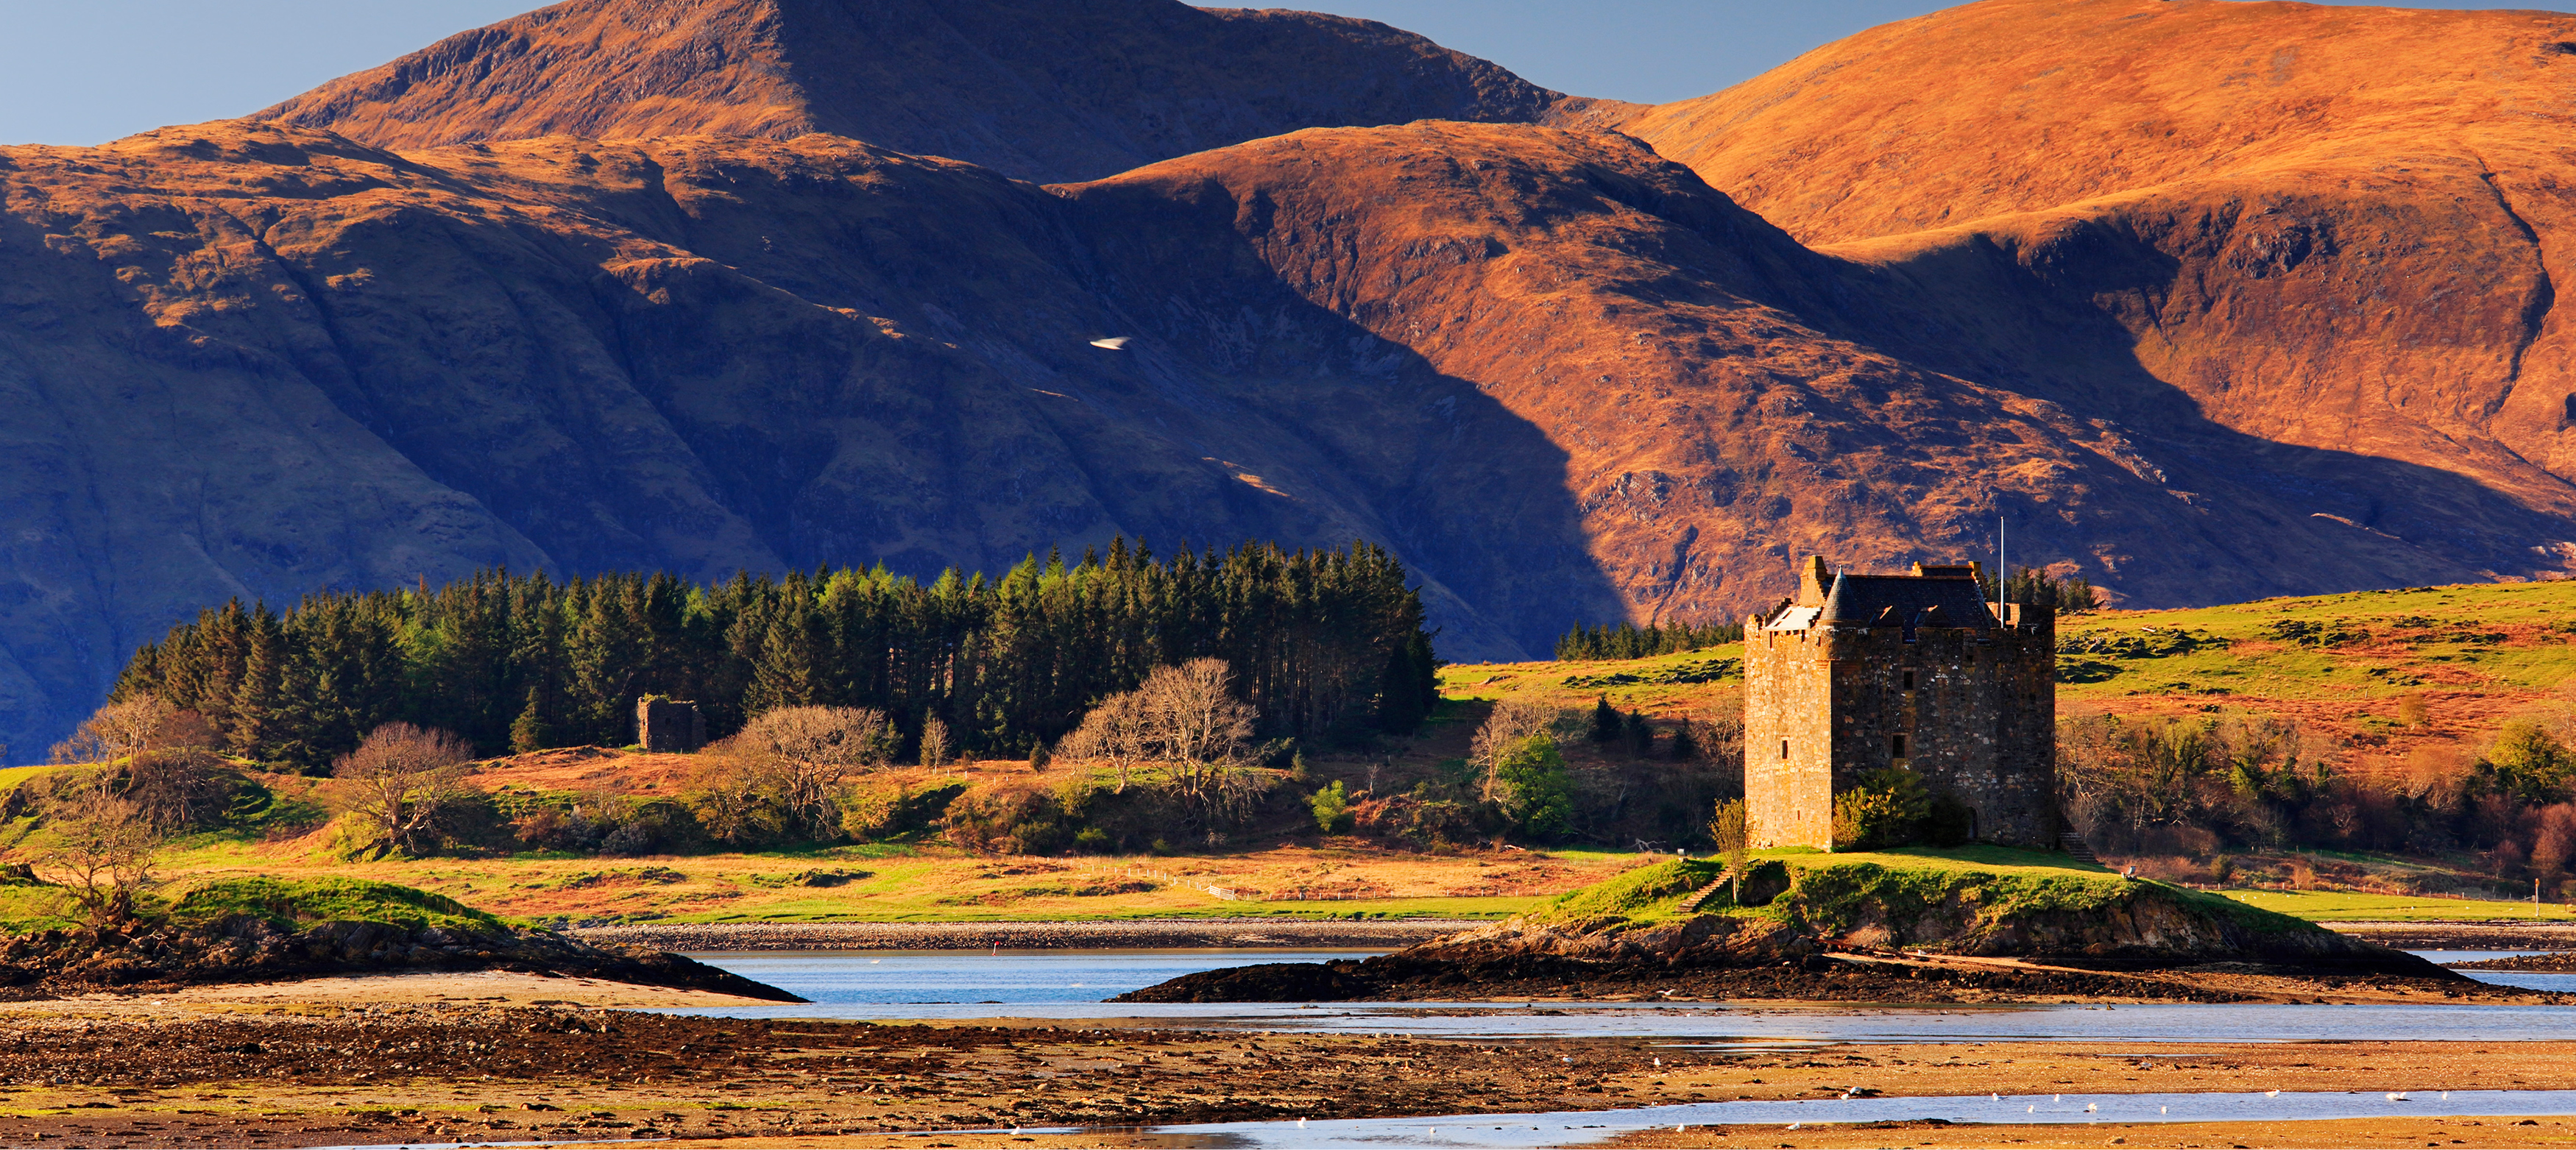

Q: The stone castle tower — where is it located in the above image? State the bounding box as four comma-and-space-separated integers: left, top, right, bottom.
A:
1743, 556, 2056, 849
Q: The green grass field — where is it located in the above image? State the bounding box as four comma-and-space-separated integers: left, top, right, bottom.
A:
1440, 578, 2576, 725
2211, 888, 2575, 922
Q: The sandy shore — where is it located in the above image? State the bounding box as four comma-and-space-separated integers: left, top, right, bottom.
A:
573, 917, 1480, 951
0, 1009, 2569, 1149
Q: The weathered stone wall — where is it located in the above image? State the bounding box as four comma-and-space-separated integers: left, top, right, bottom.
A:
1744, 622, 1837, 848
1745, 603, 2056, 849
637, 698, 706, 753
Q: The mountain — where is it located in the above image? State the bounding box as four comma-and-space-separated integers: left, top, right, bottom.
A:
5, 0, 2576, 760
1614, 0, 2576, 570
256, 0, 1577, 182
5, 109, 2539, 761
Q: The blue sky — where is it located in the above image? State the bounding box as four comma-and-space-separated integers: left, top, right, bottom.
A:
0, 1, 2565, 145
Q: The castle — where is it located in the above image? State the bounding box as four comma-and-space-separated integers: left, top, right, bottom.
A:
1742, 556, 2056, 849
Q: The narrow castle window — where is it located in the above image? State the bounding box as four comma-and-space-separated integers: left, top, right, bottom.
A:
1780, 739, 1790, 759
1892, 734, 1907, 758
1903, 670, 1915, 691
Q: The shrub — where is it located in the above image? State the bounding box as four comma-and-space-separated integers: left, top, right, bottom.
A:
1352, 792, 1482, 848
1831, 767, 1931, 851
2487, 721, 2572, 805
1309, 781, 1356, 835
944, 787, 1070, 855
838, 780, 967, 842
1491, 731, 1574, 840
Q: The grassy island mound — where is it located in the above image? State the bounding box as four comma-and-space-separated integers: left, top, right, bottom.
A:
1509, 846, 2399, 969
1117, 848, 2455, 1004
0, 876, 799, 1001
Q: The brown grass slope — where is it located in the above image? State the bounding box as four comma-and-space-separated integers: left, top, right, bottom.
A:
255, 0, 1571, 183
1618, 0, 2576, 579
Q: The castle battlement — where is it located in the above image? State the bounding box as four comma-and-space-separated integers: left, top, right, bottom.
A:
1744, 556, 2057, 849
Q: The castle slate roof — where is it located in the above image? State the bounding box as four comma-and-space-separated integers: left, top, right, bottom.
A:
1812, 572, 1999, 629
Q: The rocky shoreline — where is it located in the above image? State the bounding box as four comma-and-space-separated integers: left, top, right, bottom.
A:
2328, 921, 2576, 951
0, 917, 802, 1001
571, 917, 1481, 952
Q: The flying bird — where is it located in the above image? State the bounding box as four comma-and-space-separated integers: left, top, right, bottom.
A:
1090, 336, 1132, 349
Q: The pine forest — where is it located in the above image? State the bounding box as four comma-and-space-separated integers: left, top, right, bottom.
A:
107, 540, 1440, 770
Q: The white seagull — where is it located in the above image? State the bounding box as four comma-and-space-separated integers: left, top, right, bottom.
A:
1089, 336, 1132, 350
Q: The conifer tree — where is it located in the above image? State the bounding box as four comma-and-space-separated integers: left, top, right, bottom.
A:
227, 608, 288, 764
1590, 695, 1621, 743
510, 688, 550, 755
108, 539, 1432, 762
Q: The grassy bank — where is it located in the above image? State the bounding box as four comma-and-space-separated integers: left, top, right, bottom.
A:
128, 836, 1643, 926
1439, 578, 2576, 750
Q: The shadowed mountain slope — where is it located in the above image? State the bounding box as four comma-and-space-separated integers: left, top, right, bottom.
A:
1616, 0, 2576, 567
255, 0, 1570, 182
10, 114, 2562, 760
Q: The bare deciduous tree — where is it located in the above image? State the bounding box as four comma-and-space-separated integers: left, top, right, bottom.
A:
38, 781, 166, 927
729, 706, 893, 838
1058, 659, 1262, 815
1143, 659, 1256, 769
919, 716, 953, 769
1058, 690, 1153, 793
49, 694, 176, 765
335, 723, 475, 856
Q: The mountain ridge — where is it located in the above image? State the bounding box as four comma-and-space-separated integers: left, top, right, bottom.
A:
257, 0, 1576, 183
1613, 0, 2576, 565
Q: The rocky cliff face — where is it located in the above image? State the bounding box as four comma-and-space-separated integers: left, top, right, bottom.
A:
256, 0, 1569, 183
1617, 0, 2576, 574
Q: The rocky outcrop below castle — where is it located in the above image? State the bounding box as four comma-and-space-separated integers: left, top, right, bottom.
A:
1117, 856, 2461, 1004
